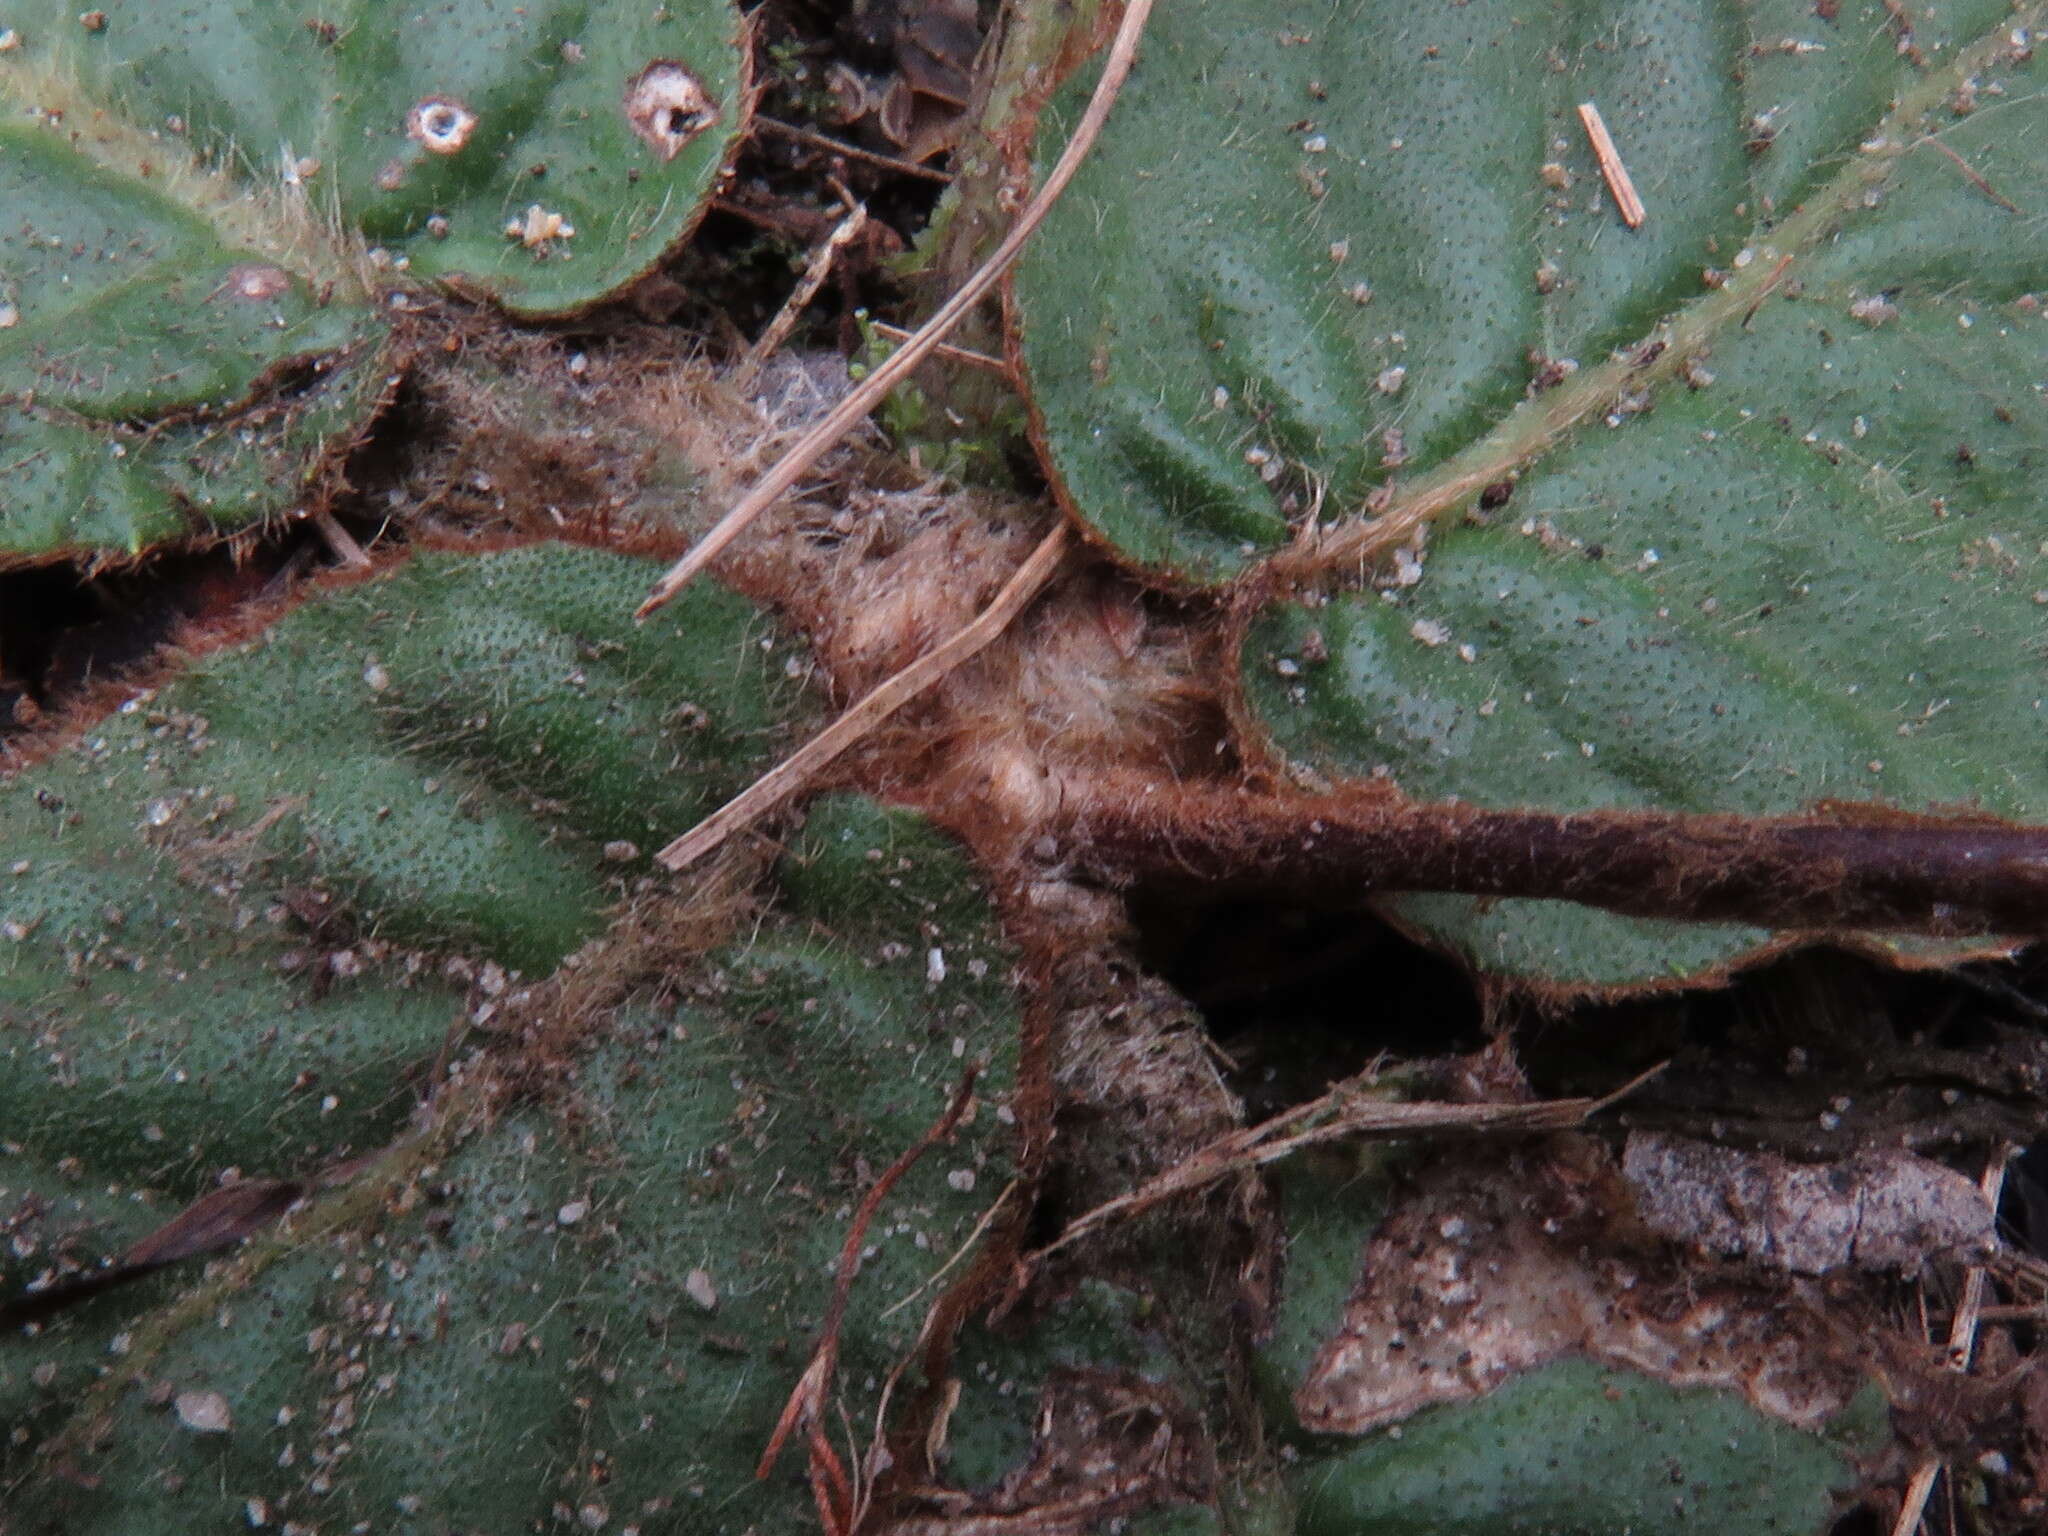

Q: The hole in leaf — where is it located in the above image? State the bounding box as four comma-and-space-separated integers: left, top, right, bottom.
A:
406, 96, 477, 155
624, 61, 718, 162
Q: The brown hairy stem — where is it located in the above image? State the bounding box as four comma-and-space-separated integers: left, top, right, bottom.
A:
1052, 776, 2048, 936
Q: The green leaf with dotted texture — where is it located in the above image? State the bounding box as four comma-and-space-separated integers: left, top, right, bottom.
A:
1013, 0, 2048, 988
2, 553, 1034, 1532
0, 0, 744, 562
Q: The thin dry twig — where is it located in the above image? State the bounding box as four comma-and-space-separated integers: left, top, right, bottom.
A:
732, 202, 871, 393
307, 506, 370, 569
757, 1072, 982, 1536
636, 0, 1158, 618
1027, 1062, 1665, 1266
866, 319, 1011, 376
1916, 135, 2022, 214
880, 1177, 1021, 1321
655, 522, 1069, 871
755, 115, 956, 182
1891, 1144, 2013, 1536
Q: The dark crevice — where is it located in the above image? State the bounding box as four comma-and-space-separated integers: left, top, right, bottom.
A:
1121, 889, 1487, 1114
0, 384, 435, 750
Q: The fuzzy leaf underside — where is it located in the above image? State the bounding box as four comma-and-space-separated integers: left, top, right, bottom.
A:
1013, 0, 2048, 989
1, 553, 1025, 1533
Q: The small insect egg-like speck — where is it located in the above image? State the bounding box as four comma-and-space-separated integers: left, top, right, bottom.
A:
175, 1389, 233, 1434
1347, 281, 1373, 304
1328, 238, 1349, 263
1303, 134, 1328, 152
928, 948, 947, 984
947, 1168, 977, 1193
1375, 364, 1407, 395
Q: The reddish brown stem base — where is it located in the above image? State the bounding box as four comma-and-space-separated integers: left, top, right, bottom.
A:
1055, 778, 2048, 936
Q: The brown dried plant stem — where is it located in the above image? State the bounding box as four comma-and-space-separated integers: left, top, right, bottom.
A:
1892, 1145, 2014, 1536
1030, 1063, 1663, 1267
757, 1072, 982, 1535
1056, 776, 2048, 935
655, 524, 1070, 871
636, 0, 1158, 618
732, 201, 871, 392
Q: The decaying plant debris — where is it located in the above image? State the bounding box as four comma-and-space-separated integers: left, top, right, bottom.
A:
8, 2, 2048, 1534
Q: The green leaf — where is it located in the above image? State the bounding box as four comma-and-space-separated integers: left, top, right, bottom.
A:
0, 0, 745, 561
0, 544, 814, 1178
1013, 0, 2048, 987
3, 549, 1029, 1533
3, 0, 744, 316
1289, 1359, 1868, 1536
1251, 1158, 1884, 1535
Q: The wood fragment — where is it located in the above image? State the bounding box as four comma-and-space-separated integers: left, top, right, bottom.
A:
1890, 1145, 2012, 1536
732, 202, 870, 392
307, 507, 370, 568
654, 524, 1070, 871
635, 0, 1158, 619
1577, 100, 1646, 229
